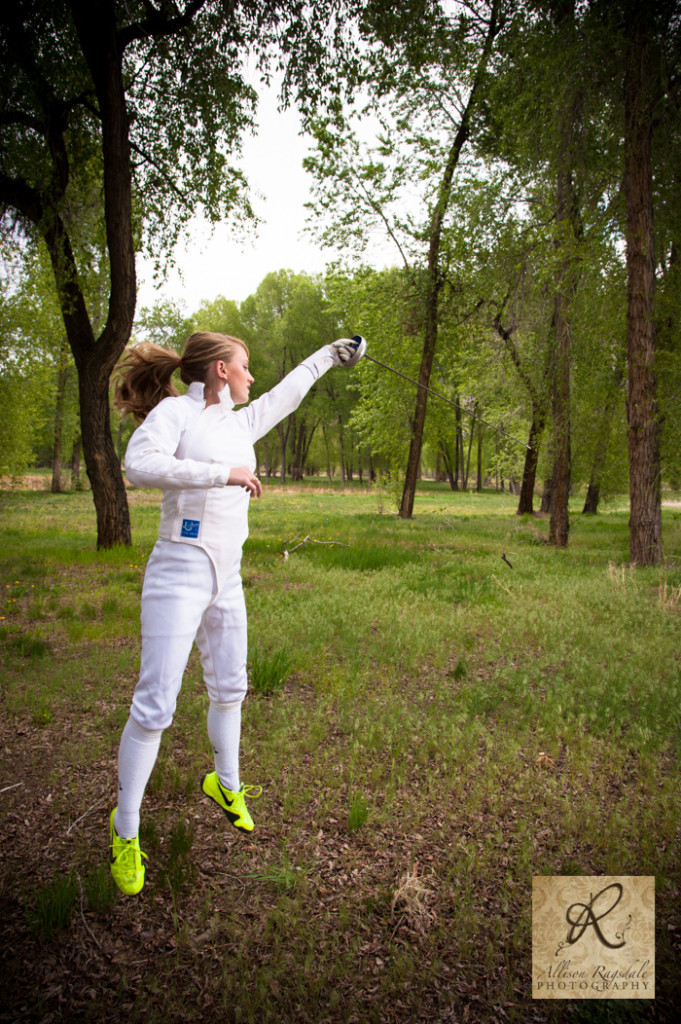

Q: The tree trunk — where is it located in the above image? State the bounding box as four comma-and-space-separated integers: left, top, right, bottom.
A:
399, 1, 499, 518
291, 418, 306, 481
277, 416, 292, 484
51, 338, 70, 493
300, 420, 319, 475
72, 0, 137, 545
476, 421, 483, 492
458, 411, 466, 489
76, 351, 131, 545
71, 432, 82, 490
453, 399, 462, 489
42, 209, 131, 544
548, 2, 581, 549
322, 425, 333, 484
516, 403, 546, 515
338, 415, 346, 487
492, 311, 552, 516
548, 286, 572, 547
463, 403, 476, 491
400, 285, 439, 517
289, 417, 298, 480
540, 474, 553, 514
624, 5, 663, 565
582, 368, 623, 514
582, 481, 600, 515
438, 438, 456, 490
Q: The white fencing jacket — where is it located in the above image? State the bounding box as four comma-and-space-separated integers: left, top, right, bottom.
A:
125, 346, 336, 589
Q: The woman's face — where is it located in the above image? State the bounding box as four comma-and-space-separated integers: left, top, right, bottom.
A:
226, 346, 254, 405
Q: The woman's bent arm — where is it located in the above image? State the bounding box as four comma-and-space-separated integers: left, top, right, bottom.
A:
125, 398, 232, 491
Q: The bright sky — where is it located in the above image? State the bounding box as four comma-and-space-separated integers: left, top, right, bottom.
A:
136, 85, 397, 315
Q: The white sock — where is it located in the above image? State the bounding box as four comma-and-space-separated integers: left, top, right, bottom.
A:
114, 716, 163, 839
207, 699, 242, 792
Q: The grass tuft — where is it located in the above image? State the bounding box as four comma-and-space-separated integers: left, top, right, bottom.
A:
160, 817, 197, 895
26, 872, 78, 940
347, 791, 369, 831
7, 634, 50, 659
449, 656, 467, 680
249, 851, 312, 892
250, 647, 292, 696
85, 862, 118, 914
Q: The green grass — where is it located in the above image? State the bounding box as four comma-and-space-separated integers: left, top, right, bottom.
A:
347, 791, 369, 831
249, 646, 293, 695
85, 862, 119, 914
0, 483, 680, 1023
248, 850, 313, 892
26, 871, 79, 940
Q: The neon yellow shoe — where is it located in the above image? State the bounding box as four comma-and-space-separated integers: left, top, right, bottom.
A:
109, 809, 148, 895
201, 772, 262, 833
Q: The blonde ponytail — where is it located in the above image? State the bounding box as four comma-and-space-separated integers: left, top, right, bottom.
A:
114, 333, 249, 422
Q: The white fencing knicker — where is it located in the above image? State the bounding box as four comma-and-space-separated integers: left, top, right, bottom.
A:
130, 540, 248, 732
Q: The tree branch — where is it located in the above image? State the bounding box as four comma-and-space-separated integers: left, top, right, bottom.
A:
430, 88, 464, 130
492, 292, 541, 407
0, 111, 45, 132
118, 0, 208, 50
347, 169, 411, 270
0, 172, 44, 224
1, 5, 72, 200
129, 139, 191, 201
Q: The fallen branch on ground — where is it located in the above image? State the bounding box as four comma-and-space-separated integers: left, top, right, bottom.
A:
282, 535, 348, 560
0, 782, 24, 795
67, 796, 106, 835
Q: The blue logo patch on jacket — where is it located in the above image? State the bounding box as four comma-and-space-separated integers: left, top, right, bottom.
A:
180, 518, 200, 539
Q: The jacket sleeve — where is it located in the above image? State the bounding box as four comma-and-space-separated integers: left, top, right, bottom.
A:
124, 398, 232, 491
245, 346, 337, 443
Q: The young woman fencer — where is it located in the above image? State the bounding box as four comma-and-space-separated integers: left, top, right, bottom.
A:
109, 330, 365, 894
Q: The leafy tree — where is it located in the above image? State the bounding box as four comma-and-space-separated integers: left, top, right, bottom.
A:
239, 270, 344, 481
475, 0, 627, 542
0, 298, 53, 479
191, 296, 245, 341
134, 300, 194, 352
617, 0, 680, 564
570, 256, 628, 513
325, 267, 420, 493
571, 0, 681, 562
0, 236, 73, 480
442, 171, 556, 511
0, 0, 364, 545
304, 0, 505, 517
